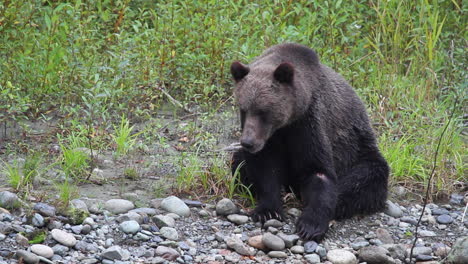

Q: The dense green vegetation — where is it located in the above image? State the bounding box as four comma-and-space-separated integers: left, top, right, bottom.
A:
0, 0, 466, 199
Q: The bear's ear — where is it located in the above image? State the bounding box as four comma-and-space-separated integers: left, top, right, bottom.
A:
230, 61, 250, 82
273, 62, 294, 83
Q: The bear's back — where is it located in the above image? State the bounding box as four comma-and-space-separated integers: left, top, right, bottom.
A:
251, 43, 320, 70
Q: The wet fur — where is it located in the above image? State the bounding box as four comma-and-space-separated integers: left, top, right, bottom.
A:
231, 43, 389, 242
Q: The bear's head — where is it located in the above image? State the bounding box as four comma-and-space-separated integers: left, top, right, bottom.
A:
230, 61, 298, 153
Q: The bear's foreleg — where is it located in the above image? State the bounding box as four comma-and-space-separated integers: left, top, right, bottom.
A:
232, 149, 286, 222
296, 173, 337, 242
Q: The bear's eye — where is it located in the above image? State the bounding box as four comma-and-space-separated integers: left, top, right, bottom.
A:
256, 110, 269, 123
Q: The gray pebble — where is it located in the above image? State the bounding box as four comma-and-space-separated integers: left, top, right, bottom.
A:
436, 214, 453, 224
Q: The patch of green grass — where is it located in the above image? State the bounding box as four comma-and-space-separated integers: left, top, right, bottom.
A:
2, 161, 22, 190
112, 115, 141, 157
58, 132, 90, 181
1, 155, 41, 191
123, 167, 139, 180
54, 179, 79, 207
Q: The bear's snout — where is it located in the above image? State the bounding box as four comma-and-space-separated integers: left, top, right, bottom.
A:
240, 138, 255, 150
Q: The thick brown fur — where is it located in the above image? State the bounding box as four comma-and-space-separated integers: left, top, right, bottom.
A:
231, 43, 389, 242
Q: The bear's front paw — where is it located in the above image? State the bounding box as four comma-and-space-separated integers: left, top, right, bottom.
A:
252, 204, 285, 223
296, 214, 329, 242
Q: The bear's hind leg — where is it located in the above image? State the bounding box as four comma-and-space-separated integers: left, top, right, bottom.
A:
335, 154, 389, 220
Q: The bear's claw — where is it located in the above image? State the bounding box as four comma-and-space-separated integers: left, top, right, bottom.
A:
295, 215, 328, 242
252, 206, 285, 223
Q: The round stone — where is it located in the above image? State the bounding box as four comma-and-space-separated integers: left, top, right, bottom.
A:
51, 229, 77, 247
432, 208, 449, 215
264, 219, 284, 228
304, 241, 318, 253
101, 245, 130, 261
15, 250, 39, 264
155, 246, 180, 260
226, 235, 255, 256
384, 200, 403, 218
248, 235, 266, 250
30, 244, 54, 259
262, 232, 285, 251
291, 245, 305, 254
119, 220, 140, 234
227, 214, 249, 225
0, 191, 20, 209
277, 233, 300, 248
32, 213, 45, 227
268, 251, 287, 258
216, 198, 238, 215
160, 227, 179, 240
327, 249, 357, 264
351, 241, 369, 250
305, 253, 321, 263
436, 214, 453, 224
153, 215, 175, 228
104, 199, 135, 214
358, 246, 394, 264
160, 196, 190, 217
33, 203, 56, 217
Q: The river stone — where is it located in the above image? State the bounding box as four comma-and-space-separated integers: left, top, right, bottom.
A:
0, 191, 20, 209
216, 198, 238, 215
33, 203, 56, 217
51, 229, 77, 247
358, 246, 395, 264
32, 213, 45, 227
409, 246, 432, 256
119, 220, 140, 234
268, 251, 287, 258
226, 235, 255, 256
446, 236, 468, 264
326, 249, 357, 264
432, 208, 449, 215
263, 219, 284, 228
382, 244, 406, 261
227, 214, 249, 225
104, 199, 134, 214
262, 232, 285, 251
51, 244, 69, 256
160, 227, 179, 240
305, 253, 321, 263
376, 228, 394, 244
449, 193, 464, 205
277, 233, 300, 248
15, 250, 39, 264
101, 245, 130, 260
153, 215, 175, 228
418, 230, 436, 237
291, 245, 305, 254
155, 246, 180, 261
129, 207, 157, 215
248, 235, 266, 250
304, 241, 318, 253
436, 214, 453, 224
70, 199, 89, 213
384, 200, 403, 218
160, 196, 190, 217
30, 244, 54, 259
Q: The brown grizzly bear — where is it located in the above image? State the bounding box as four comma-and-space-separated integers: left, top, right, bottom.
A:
230, 43, 389, 242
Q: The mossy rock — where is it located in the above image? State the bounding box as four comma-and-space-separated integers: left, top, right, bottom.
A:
65, 207, 90, 225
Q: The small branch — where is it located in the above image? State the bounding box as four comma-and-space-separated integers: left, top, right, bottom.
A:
409, 96, 458, 263
156, 85, 192, 113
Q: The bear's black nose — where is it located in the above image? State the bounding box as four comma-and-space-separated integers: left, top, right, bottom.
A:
240, 139, 254, 150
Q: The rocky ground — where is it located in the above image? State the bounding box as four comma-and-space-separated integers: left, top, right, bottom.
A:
0, 190, 467, 264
